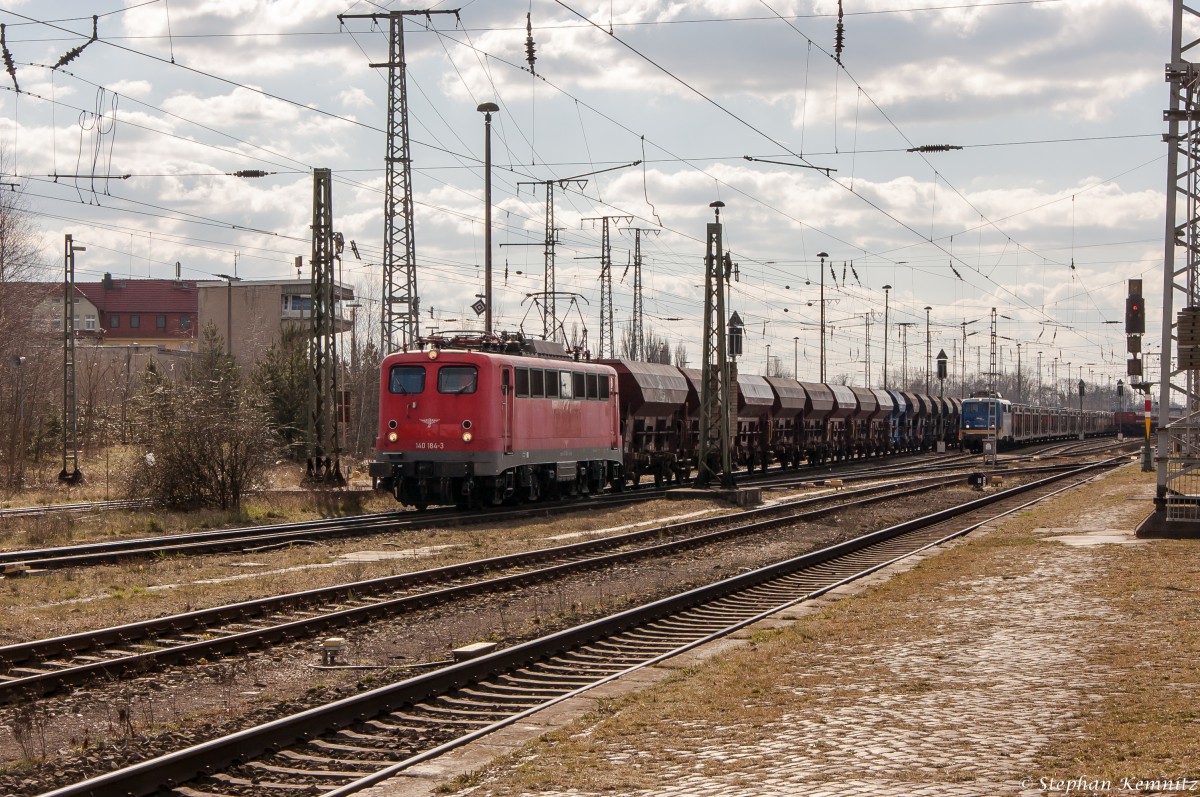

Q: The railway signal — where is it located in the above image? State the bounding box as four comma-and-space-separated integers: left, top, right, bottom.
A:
1126, 279, 1145, 378
1126, 294, 1145, 335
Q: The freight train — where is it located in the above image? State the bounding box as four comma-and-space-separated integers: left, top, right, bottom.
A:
959, 393, 1115, 452
371, 334, 975, 509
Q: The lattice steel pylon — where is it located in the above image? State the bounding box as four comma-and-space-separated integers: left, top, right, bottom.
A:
599, 218, 613, 359
583, 214, 632, 359
697, 203, 734, 488
339, 9, 458, 355
1157, 0, 1200, 521
988, 307, 998, 394
307, 169, 343, 484
59, 234, 83, 484
621, 227, 660, 362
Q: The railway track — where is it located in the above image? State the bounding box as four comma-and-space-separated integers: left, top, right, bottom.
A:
0, 448, 964, 570
0, 498, 153, 519
0, 469, 989, 702
33, 457, 1124, 797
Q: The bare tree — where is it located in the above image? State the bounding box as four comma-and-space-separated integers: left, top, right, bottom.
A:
0, 157, 47, 488
672, 342, 689, 369
129, 324, 279, 509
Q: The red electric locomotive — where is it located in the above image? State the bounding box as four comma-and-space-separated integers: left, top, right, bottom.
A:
370, 337, 624, 509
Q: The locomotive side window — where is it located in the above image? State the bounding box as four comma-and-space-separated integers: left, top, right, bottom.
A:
438, 366, 478, 394
515, 368, 530, 397
389, 365, 426, 394
545, 369, 560, 398
559, 371, 573, 399
573, 372, 586, 399
586, 373, 599, 400
599, 375, 609, 400
530, 369, 545, 398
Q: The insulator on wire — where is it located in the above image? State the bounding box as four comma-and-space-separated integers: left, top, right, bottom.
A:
1, 25, 18, 92
851, 262, 861, 285
525, 12, 537, 75
950, 261, 963, 280
54, 15, 98, 69
841, 263, 847, 285
835, 0, 845, 65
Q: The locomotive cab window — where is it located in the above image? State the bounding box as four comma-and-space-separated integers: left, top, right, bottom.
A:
599, 375, 609, 400
586, 373, 599, 400
573, 372, 586, 399
389, 365, 426, 394
530, 369, 545, 398
515, 368, 530, 397
438, 365, 478, 394
545, 369, 560, 398
559, 371, 573, 399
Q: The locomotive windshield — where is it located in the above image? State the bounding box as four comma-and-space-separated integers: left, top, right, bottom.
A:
389, 365, 425, 394
961, 399, 1002, 429
438, 365, 478, 394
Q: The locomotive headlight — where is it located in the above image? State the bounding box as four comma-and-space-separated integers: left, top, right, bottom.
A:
387, 431, 399, 443
428, 349, 439, 360
462, 431, 473, 443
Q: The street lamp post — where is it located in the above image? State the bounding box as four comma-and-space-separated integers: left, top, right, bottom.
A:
793, 336, 799, 379
882, 285, 892, 389
818, 252, 829, 382
924, 305, 932, 395
477, 102, 499, 336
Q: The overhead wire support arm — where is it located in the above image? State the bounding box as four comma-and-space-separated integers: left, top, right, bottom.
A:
516, 160, 642, 342
743, 155, 836, 176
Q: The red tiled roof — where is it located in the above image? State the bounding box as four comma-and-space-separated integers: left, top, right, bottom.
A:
75, 279, 200, 314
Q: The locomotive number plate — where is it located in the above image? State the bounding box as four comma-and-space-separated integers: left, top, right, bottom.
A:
415, 442, 445, 450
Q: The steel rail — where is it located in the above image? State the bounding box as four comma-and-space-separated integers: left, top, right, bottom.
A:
0, 492, 660, 569
0, 498, 153, 518
33, 457, 1124, 797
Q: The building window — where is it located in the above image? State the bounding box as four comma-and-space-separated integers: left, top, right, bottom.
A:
156, 315, 167, 330
85, 314, 96, 331
180, 315, 191, 330
109, 315, 120, 329
130, 315, 140, 328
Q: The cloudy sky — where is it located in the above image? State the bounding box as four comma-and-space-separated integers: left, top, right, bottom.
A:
0, 0, 1175, 394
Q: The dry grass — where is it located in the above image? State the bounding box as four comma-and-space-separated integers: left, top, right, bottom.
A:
1035, 542, 1200, 779
449, 465, 1197, 796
